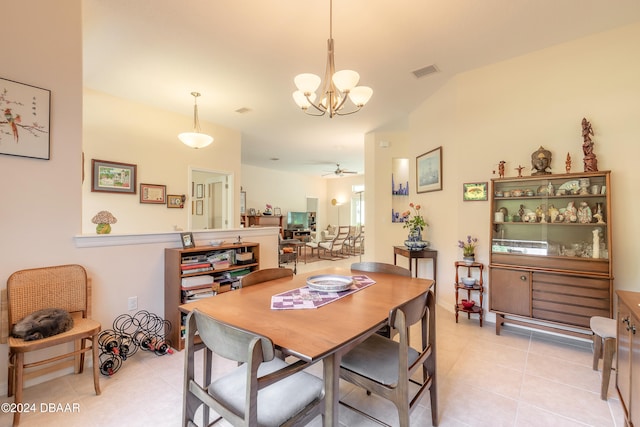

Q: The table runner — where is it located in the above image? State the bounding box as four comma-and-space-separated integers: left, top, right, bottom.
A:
270, 275, 375, 310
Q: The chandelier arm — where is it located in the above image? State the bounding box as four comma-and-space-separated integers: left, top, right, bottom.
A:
334, 104, 364, 116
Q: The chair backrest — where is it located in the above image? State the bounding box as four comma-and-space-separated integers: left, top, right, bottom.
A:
190, 309, 275, 363
6, 264, 89, 329
330, 226, 351, 249
351, 262, 411, 277
240, 267, 293, 288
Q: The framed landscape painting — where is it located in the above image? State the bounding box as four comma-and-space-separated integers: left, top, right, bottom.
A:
416, 146, 442, 193
92, 159, 137, 193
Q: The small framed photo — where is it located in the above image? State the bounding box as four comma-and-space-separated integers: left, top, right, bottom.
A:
180, 232, 195, 249
274, 207, 282, 216
196, 183, 204, 199
248, 208, 256, 216
92, 159, 137, 194
416, 146, 443, 193
140, 183, 166, 204
167, 194, 184, 208
196, 199, 204, 215
463, 182, 488, 201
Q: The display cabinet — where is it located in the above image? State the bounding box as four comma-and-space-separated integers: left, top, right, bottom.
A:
489, 171, 612, 338
454, 261, 484, 326
164, 242, 260, 351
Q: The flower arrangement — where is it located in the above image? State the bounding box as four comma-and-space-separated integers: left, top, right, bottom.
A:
401, 203, 427, 231
91, 210, 117, 234
458, 235, 479, 256
264, 203, 273, 215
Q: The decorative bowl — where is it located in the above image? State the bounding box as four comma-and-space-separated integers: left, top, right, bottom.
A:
461, 277, 476, 287
461, 299, 475, 309
210, 240, 224, 246
404, 240, 430, 251
306, 275, 354, 292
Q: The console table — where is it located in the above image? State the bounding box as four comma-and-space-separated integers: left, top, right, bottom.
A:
393, 246, 438, 293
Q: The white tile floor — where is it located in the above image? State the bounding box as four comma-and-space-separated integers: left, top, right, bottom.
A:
1, 255, 627, 426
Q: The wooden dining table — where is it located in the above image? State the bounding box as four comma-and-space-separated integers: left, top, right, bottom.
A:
179, 266, 434, 426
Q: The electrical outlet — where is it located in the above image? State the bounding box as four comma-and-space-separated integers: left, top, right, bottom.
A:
127, 296, 138, 311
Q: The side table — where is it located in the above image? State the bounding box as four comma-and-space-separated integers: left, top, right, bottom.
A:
454, 261, 484, 326
393, 246, 437, 294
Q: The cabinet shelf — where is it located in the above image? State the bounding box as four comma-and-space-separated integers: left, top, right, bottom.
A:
454, 261, 484, 327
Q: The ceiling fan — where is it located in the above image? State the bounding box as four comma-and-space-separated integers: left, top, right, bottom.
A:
322, 163, 358, 177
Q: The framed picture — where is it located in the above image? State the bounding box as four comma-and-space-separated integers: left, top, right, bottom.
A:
274, 207, 282, 216
196, 199, 204, 215
196, 183, 204, 199
463, 182, 488, 201
240, 191, 246, 214
91, 159, 137, 194
140, 183, 166, 204
167, 194, 184, 208
0, 77, 51, 160
180, 232, 195, 249
416, 146, 443, 193
248, 208, 256, 216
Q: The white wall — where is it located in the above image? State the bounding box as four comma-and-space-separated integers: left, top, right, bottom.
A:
404, 22, 640, 314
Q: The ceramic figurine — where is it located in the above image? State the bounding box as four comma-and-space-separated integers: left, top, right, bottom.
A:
565, 152, 571, 173
577, 201, 592, 224
548, 205, 559, 223
515, 165, 524, 178
592, 228, 600, 259
564, 201, 578, 223
498, 160, 506, 178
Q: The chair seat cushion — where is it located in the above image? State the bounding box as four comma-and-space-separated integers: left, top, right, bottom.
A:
590, 316, 617, 339
209, 358, 324, 427
341, 333, 420, 387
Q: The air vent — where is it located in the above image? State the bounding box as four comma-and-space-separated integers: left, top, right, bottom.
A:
235, 107, 252, 114
412, 64, 439, 79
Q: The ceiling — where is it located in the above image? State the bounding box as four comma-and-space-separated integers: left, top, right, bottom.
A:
82, 0, 640, 177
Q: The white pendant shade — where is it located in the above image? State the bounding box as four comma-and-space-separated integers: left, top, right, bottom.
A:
293, 91, 317, 108
179, 91, 214, 149
294, 74, 322, 94
178, 132, 214, 149
332, 70, 359, 92
348, 86, 373, 107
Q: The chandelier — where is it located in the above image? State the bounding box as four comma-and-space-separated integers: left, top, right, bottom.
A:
178, 92, 214, 149
292, 0, 373, 117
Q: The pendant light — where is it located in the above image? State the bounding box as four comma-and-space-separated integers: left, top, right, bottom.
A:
178, 92, 213, 149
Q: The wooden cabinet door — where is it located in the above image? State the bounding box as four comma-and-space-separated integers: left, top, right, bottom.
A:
490, 268, 531, 316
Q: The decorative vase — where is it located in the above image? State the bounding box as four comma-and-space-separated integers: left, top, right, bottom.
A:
96, 223, 111, 234
463, 255, 475, 265
404, 227, 429, 250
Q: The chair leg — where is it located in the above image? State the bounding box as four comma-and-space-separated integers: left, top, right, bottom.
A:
600, 337, 616, 400
592, 333, 601, 370
92, 335, 102, 395
7, 353, 15, 398
14, 352, 24, 426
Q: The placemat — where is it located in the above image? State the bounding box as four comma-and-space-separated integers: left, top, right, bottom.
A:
270, 275, 375, 310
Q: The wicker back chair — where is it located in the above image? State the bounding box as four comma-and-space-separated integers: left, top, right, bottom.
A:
240, 267, 293, 288
1, 264, 101, 426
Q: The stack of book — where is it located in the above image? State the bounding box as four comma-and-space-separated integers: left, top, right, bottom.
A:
181, 275, 216, 303
180, 261, 213, 274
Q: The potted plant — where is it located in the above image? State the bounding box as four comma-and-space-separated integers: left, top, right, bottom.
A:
458, 235, 478, 264
402, 203, 429, 250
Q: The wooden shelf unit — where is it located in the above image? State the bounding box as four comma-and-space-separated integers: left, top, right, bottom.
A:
164, 242, 260, 351
454, 261, 484, 326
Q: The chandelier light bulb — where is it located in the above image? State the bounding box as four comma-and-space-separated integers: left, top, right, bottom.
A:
294, 74, 322, 94
348, 86, 373, 107
332, 70, 360, 92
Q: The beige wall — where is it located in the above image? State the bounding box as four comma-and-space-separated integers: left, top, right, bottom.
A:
83, 89, 242, 233
402, 22, 640, 314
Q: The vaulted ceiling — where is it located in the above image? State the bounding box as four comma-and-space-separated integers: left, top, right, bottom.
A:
83, 0, 640, 176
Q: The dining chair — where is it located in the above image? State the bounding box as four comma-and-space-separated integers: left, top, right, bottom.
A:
1, 264, 101, 426
240, 267, 293, 288
182, 309, 325, 427
318, 225, 350, 259
339, 289, 438, 427
351, 262, 411, 338
590, 315, 617, 399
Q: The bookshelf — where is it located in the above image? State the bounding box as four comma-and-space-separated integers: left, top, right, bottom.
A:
164, 242, 260, 351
